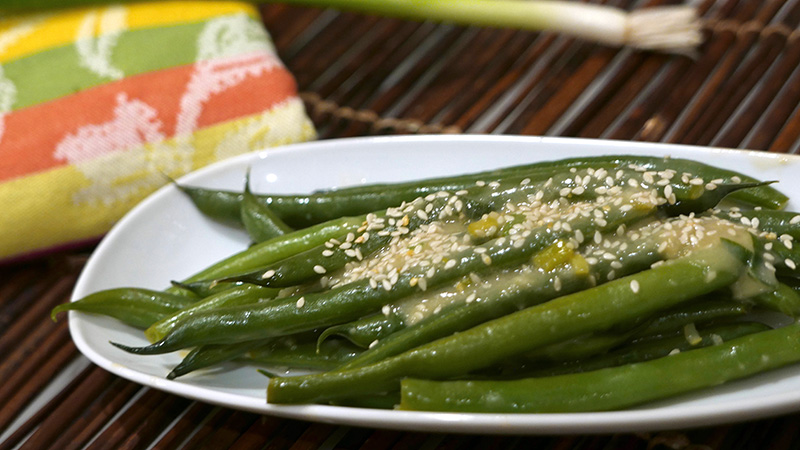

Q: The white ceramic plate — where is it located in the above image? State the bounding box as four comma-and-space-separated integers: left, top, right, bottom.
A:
70, 135, 800, 434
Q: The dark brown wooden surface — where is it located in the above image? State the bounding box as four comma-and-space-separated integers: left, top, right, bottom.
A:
5, 1, 800, 448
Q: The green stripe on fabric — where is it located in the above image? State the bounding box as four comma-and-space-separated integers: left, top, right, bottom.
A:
2, 13, 268, 111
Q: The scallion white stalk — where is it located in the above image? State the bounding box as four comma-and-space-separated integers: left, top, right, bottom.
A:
274, 0, 703, 53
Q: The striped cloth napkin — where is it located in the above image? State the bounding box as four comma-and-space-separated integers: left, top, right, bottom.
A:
0, 1, 316, 262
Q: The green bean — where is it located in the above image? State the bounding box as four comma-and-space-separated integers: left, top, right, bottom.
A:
266, 240, 750, 404
518, 299, 751, 366
113, 190, 657, 355
749, 282, 800, 317
246, 338, 362, 371
525, 322, 772, 378
178, 155, 787, 226
340, 226, 666, 369
202, 167, 635, 290
398, 321, 796, 413
146, 284, 278, 343
318, 313, 404, 348
631, 298, 751, 338
168, 339, 269, 379
216, 193, 456, 289
166, 214, 365, 293
713, 209, 800, 239
51, 288, 195, 329
241, 171, 293, 243
174, 158, 619, 227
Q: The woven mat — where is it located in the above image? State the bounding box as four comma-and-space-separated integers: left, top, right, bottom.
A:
4, 1, 800, 448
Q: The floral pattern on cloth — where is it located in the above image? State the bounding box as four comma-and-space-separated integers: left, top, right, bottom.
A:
0, 2, 316, 261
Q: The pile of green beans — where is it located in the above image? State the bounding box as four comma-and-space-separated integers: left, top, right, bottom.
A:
53, 154, 800, 413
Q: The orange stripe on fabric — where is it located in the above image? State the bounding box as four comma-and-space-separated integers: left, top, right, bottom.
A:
0, 52, 297, 183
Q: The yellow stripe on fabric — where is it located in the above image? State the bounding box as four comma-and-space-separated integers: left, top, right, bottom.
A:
0, 98, 316, 260
0, 1, 259, 64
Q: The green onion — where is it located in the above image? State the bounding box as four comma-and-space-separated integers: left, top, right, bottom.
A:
1, 0, 702, 53
277, 0, 702, 53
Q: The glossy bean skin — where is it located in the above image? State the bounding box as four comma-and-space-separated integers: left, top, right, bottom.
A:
113, 191, 658, 355
399, 322, 799, 413
241, 173, 293, 243
517, 322, 771, 378
51, 288, 195, 329
146, 284, 278, 343
177, 156, 787, 227
266, 242, 749, 405
168, 215, 366, 293
340, 229, 665, 369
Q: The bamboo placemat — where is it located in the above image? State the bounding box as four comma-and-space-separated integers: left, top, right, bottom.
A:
4, 1, 800, 448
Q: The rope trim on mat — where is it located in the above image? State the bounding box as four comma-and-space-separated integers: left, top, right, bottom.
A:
704, 19, 800, 42
300, 92, 462, 134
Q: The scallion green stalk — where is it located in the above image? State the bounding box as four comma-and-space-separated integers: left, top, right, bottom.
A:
274, 0, 702, 53
1, 0, 702, 53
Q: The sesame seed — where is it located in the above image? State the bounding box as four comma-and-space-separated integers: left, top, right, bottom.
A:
786, 259, 797, 270
313, 265, 327, 274
554, 276, 562, 291
261, 269, 275, 279
322, 250, 334, 257
369, 340, 379, 349
689, 178, 704, 186
296, 297, 305, 308
791, 216, 800, 225
630, 280, 640, 293
466, 293, 477, 303
444, 259, 457, 269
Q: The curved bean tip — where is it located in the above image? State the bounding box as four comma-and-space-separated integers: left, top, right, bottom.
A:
110, 340, 168, 355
